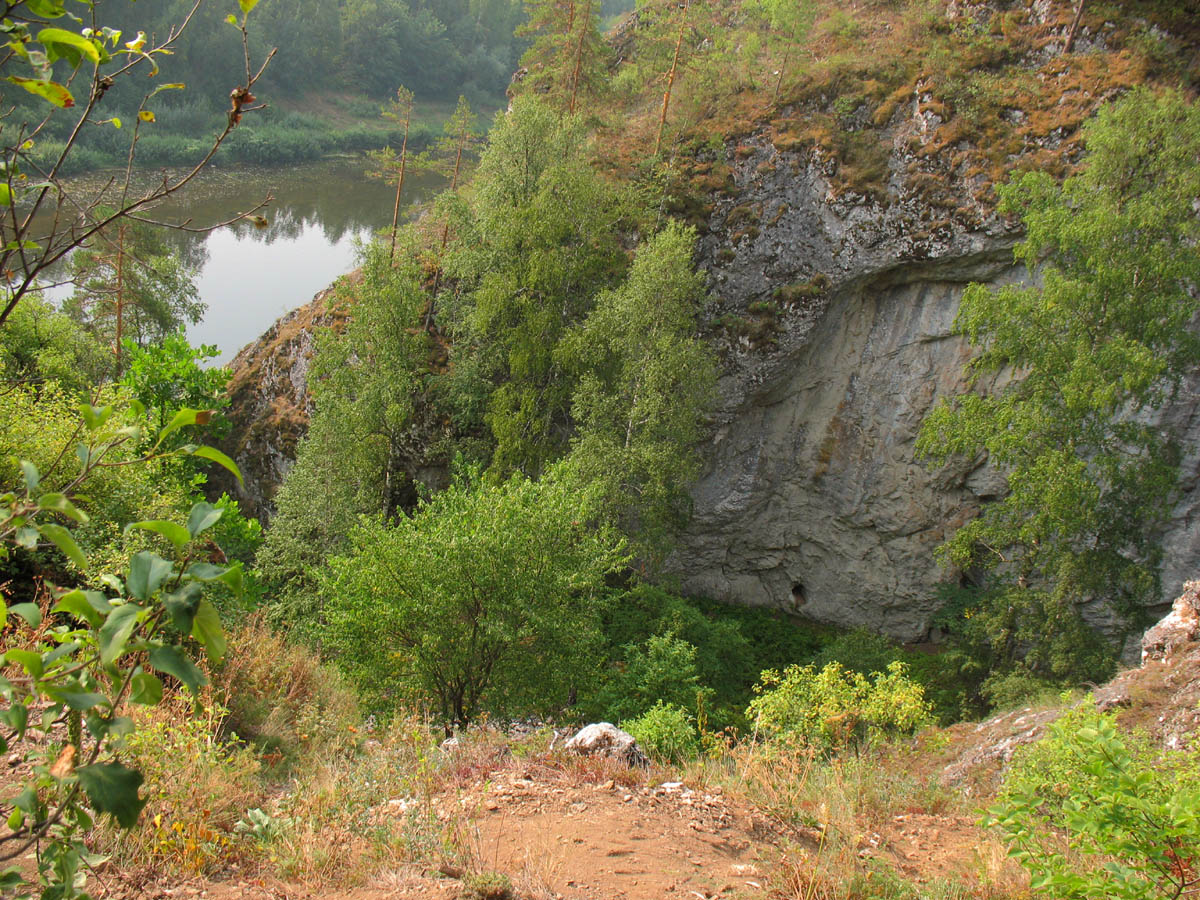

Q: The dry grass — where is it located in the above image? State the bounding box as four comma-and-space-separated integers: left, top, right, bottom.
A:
93, 694, 265, 878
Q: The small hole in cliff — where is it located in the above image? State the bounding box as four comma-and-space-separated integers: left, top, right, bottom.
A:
791, 583, 807, 606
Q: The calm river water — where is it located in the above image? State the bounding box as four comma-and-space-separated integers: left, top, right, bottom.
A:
59, 159, 444, 365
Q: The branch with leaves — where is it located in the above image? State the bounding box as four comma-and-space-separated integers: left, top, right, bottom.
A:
0, 0, 276, 328
0, 400, 243, 899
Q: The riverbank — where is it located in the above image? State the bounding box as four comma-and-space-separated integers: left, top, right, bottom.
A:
37, 92, 498, 176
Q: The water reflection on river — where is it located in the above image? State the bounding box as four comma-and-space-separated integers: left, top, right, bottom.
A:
65, 159, 444, 365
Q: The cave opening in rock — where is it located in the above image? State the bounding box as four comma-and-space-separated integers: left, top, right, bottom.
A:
791, 582, 806, 606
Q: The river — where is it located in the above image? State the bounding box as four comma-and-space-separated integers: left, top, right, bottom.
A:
56, 159, 445, 365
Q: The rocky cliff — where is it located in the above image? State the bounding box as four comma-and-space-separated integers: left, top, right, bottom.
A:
208, 281, 350, 521
217, 0, 1199, 640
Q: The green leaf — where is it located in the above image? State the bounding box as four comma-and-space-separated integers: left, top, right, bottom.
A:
225, 13, 238, 24
11, 785, 36, 814
6, 76, 75, 107
186, 562, 228, 580
52, 590, 102, 627
1, 702, 28, 735
75, 762, 146, 828
43, 641, 78, 667
4, 649, 43, 679
15, 526, 38, 549
190, 445, 242, 484
37, 492, 88, 524
24, 0, 67, 19
185, 502, 223, 538
155, 407, 212, 447
97, 603, 141, 665
39, 523, 87, 571
126, 551, 173, 602
129, 672, 162, 706
85, 713, 132, 742
19, 460, 38, 492
190, 600, 225, 664
0, 183, 11, 207
46, 685, 106, 711
36, 27, 101, 66
125, 519, 190, 550
216, 562, 244, 594
0, 868, 24, 892
79, 404, 113, 432
237, 0, 259, 15
147, 645, 206, 693
162, 581, 201, 632
8, 602, 41, 627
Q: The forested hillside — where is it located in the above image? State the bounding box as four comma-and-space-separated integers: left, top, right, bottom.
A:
3, 0, 1200, 897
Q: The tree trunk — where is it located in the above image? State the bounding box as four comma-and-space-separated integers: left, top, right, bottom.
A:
1063, 0, 1087, 53
568, 0, 592, 115
114, 223, 126, 373
388, 99, 413, 265
654, 0, 689, 157
426, 139, 466, 331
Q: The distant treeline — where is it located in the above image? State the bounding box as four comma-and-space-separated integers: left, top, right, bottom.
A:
122, 0, 524, 104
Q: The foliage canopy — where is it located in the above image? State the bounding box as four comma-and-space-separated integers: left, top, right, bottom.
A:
917, 89, 1200, 680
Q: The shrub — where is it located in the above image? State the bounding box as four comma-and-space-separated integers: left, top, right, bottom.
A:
987, 706, 1200, 899
746, 661, 931, 753
592, 632, 713, 724
318, 465, 627, 724
622, 701, 700, 765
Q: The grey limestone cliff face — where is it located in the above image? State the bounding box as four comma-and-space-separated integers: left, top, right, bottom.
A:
668, 132, 1192, 640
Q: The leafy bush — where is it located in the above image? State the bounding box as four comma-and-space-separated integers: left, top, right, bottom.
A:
987, 706, 1200, 899
622, 701, 699, 765
596, 584, 832, 730
592, 632, 712, 724
0, 402, 244, 898
747, 661, 931, 753
318, 464, 627, 723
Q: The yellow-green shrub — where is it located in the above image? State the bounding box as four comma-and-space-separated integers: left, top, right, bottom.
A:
746, 661, 931, 753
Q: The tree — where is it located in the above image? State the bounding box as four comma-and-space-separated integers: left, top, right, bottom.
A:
0, 294, 109, 393
426, 93, 476, 320
916, 89, 1200, 680
63, 219, 204, 371
119, 331, 230, 434
440, 95, 629, 477
256, 239, 428, 614
746, 0, 815, 102
367, 85, 416, 264
317, 465, 627, 724
558, 220, 717, 562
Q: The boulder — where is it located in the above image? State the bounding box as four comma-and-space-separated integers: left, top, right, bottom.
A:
564, 723, 648, 767
1142, 580, 1200, 664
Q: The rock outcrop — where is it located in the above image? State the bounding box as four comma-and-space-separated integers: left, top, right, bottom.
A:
207, 281, 350, 522
670, 131, 1020, 639
939, 581, 1200, 787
